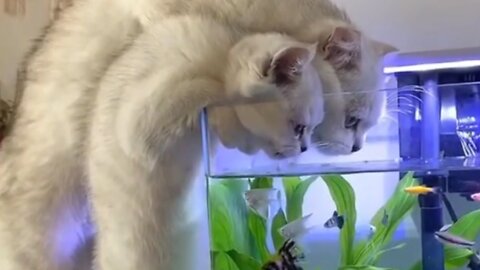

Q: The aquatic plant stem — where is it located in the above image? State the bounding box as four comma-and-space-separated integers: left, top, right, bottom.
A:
265, 206, 275, 254
440, 193, 458, 223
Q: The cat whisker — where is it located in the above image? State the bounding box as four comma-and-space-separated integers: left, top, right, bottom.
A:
311, 142, 331, 147
386, 94, 423, 108
391, 86, 432, 103
386, 100, 418, 111
380, 114, 399, 124
397, 85, 427, 94
387, 107, 416, 114
395, 95, 421, 104
385, 109, 413, 116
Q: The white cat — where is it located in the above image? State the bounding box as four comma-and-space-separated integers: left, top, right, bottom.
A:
217, 37, 325, 158
87, 16, 323, 270
0, 0, 395, 269
0, 15, 324, 269
115, 0, 397, 154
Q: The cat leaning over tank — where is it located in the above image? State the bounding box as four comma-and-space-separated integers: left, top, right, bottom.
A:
126, 0, 398, 154
0, 0, 397, 269
0, 14, 324, 270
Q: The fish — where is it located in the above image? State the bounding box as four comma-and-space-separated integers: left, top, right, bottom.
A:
439, 224, 452, 232
244, 188, 281, 220
261, 239, 304, 270
324, 210, 344, 229
404, 185, 440, 195
434, 224, 475, 248
278, 214, 315, 240
471, 192, 480, 202
381, 209, 389, 226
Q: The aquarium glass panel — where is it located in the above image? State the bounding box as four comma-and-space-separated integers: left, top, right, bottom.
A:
204, 81, 480, 270
201, 82, 480, 178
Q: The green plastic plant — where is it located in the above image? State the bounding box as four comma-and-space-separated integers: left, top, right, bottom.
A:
409, 209, 480, 270
209, 176, 314, 269
320, 172, 419, 270
208, 173, 419, 270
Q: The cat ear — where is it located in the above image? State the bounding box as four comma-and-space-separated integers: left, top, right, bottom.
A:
269, 45, 316, 86
372, 40, 399, 56
322, 26, 361, 69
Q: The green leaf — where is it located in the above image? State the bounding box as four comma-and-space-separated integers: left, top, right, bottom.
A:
226, 250, 262, 269
339, 266, 395, 270
283, 177, 302, 221
283, 176, 317, 222
375, 243, 406, 259
208, 179, 253, 255
250, 177, 273, 189
248, 209, 270, 262
271, 209, 288, 250
409, 199, 480, 270
408, 249, 474, 270
408, 261, 421, 270
208, 182, 239, 251
443, 209, 480, 269
445, 248, 474, 269
353, 172, 418, 265
213, 251, 240, 270
320, 174, 357, 266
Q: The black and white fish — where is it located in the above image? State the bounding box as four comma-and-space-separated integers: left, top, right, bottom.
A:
434, 224, 475, 248
261, 239, 304, 270
324, 210, 344, 229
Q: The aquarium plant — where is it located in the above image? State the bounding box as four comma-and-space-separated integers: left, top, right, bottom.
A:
208, 173, 421, 270
409, 208, 480, 270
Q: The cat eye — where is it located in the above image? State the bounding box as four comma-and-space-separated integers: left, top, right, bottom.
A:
294, 124, 306, 138
345, 116, 360, 129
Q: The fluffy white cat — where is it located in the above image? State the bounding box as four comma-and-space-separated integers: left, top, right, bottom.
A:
115, 0, 397, 153
0, 0, 396, 269
88, 16, 323, 270
0, 14, 324, 270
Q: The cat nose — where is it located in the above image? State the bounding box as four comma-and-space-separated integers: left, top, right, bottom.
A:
351, 145, 361, 153
300, 146, 308, 153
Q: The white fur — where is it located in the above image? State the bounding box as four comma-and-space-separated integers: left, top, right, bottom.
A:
88, 16, 322, 270
117, 0, 397, 154
0, 0, 395, 269
0, 13, 323, 270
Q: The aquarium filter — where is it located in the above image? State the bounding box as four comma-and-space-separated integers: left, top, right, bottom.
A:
384, 47, 480, 270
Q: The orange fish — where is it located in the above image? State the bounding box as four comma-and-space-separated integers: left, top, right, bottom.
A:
404, 185, 440, 195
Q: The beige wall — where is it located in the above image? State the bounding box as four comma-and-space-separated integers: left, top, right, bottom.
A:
334, 0, 480, 52
0, 0, 50, 102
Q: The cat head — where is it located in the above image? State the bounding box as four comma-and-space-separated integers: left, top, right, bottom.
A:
311, 25, 397, 155
223, 33, 324, 159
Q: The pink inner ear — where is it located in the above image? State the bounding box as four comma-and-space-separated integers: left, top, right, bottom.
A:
329, 26, 361, 45
323, 26, 361, 69
271, 47, 310, 86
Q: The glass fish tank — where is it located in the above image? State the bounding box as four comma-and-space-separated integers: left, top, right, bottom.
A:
202, 47, 480, 270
